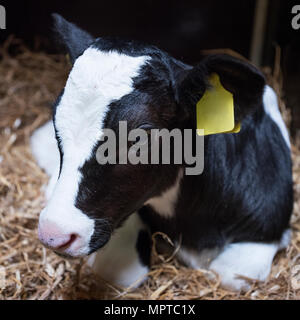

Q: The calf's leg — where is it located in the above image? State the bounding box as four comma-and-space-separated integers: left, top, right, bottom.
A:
178, 230, 291, 291
30, 120, 60, 199
87, 213, 151, 288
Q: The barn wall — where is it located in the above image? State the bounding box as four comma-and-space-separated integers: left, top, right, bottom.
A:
0, 0, 255, 63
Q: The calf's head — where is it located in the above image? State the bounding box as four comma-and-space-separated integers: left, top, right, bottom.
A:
38, 14, 265, 257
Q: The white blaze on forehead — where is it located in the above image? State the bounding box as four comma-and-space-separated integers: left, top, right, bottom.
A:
56, 48, 150, 166
40, 48, 150, 255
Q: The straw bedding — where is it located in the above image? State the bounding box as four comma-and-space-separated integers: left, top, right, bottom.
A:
0, 38, 299, 300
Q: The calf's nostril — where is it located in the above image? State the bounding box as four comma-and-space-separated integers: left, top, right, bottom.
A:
56, 234, 77, 250
38, 222, 80, 251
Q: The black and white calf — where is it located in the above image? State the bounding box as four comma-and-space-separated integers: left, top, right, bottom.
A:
31, 14, 293, 291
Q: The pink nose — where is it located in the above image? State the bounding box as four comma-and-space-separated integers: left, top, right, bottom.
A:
38, 222, 77, 251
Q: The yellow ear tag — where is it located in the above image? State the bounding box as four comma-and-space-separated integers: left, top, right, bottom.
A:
196, 73, 241, 136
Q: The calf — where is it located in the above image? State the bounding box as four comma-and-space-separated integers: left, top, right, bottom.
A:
31, 14, 293, 291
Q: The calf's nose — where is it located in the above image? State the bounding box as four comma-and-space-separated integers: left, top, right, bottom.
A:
38, 222, 77, 250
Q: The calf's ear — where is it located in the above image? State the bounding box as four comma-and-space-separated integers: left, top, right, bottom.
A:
176, 54, 266, 124
52, 13, 94, 64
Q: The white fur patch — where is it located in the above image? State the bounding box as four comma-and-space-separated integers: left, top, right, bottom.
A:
87, 213, 149, 288
278, 229, 292, 250
45, 166, 60, 200
145, 168, 183, 218
177, 246, 222, 270
38, 48, 150, 256
178, 230, 291, 291
209, 242, 279, 291
30, 121, 60, 177
263, 85, 291, 149
30, 120, 60, 200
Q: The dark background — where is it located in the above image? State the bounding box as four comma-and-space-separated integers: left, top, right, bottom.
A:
1, 0, 300, 133
0, 0, 257, 63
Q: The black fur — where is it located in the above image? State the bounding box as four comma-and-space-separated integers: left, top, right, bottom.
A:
52, 14, 293, 266
136, 230, 152, 267
52, 13, 94, 63
139, 110, 293, 252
